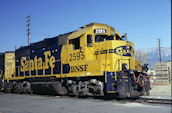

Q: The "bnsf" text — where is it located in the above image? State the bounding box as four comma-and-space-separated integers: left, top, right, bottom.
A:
70, 64, 88, 73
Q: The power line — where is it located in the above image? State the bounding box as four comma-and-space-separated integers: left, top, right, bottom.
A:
119, 14, 170, 31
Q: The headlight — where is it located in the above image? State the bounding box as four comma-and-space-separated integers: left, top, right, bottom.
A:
122, 63, 127, 70
127, 45, 130, 49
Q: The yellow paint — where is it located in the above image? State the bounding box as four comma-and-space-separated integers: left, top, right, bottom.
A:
112, 83, 117, 85
122, 76, 128, 78
4, 52, 15, 80
20, 57, 25, 72
37, 57, 43, 70
107, 91, 117, 93
136, 51, 139, 61
44, 51, 51, 69
139, 52, 142, 65
34, 56, 38, 71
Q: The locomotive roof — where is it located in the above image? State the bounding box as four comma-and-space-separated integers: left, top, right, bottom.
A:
81, 23, 113, 28
68, 23, 121, 40
0, 53, 4, 55
67, 27, 90, 40
16, 23, 121, 51
5, 51, 15, 53
67, 23, 104, 40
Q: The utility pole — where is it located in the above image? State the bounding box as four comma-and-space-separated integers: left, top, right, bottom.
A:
15, 45, 16, 50
158, 38, 162, 63
26, 15, 31, 46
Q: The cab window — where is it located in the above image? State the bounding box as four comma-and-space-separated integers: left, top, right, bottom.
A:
116, 34, 121, 40
95, 35, 114, 42
106, 36, 114, 40
87, 34, 93, 47
95, 35, 104, 42
69, 37, 80, 50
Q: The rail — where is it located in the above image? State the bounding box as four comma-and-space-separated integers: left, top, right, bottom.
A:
139, 96, 172, 104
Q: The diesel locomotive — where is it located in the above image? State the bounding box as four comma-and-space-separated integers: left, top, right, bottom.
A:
0, 23, 150, 98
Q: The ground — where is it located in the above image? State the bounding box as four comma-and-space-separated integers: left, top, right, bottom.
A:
0, 93, 171, 113
0, 84, 171, 113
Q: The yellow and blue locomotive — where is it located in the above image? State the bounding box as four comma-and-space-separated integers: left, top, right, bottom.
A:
0, 23, 150, 98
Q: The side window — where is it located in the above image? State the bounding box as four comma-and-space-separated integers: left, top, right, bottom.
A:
69, 37, 80, 50
105, 36, 114, 40
95, 35, 104, 42
87, 34, 93, 47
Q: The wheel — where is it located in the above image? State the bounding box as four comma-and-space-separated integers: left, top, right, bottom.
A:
140, 86, 146, 96
53, 81, 67, 96
146, 90, 150, 96
29, 87, 34, 94
4, 82, 14, 93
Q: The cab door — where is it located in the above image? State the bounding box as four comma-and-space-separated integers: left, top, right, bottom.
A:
67, 36, 86, 75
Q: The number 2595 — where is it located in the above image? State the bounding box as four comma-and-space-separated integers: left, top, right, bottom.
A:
69, 52, 85, 61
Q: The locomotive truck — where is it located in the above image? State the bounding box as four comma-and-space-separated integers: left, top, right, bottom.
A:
0, 23, 150, 98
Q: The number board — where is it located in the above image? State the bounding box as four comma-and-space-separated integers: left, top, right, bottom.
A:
94, 29, 106, 34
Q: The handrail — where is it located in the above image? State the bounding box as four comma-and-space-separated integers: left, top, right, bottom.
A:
135, 51, 150, 66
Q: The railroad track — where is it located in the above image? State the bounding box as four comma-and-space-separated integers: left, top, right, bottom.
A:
55, 95, 172, 105
138, 96, 172, 104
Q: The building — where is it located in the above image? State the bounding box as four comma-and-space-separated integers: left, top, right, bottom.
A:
154, 62, 172, 83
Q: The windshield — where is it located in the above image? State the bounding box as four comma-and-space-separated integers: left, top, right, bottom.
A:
95, 35, 114, 42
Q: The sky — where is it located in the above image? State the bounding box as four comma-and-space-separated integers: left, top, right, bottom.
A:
0, 0, 171, 52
